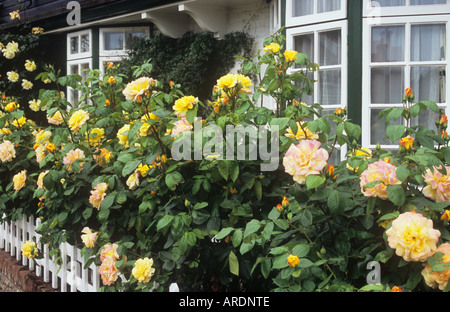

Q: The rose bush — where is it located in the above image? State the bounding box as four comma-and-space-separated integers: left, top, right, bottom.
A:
0, 27, 449, 292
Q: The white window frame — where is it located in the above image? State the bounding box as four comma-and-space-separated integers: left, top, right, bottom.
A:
66, 59, 93, 108
363, 0, 450, 18
67, 29, 92, 61
270, 0, 282, 33
287, 20, 348, 108
362, 14, 450, 150
287, 20, 348, 161
286, 0, 347, 27
99, 26, 150, 58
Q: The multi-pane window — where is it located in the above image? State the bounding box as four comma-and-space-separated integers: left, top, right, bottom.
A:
99, 27, 149, 74
365, 0, 450, 16
286, 0, 347, 27
362, 15, 449, 149
287, 21, 348, 162
67, 30, 92, 108
100, 27, 149, 58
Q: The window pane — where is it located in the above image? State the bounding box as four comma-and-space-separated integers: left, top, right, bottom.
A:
80, 63, 90, 82
70, 64, 78, 75
372, 26, 405, 62
411, 24, 446, 61
376, 0, 406, 6
319, 69, 341, 105
70, 36, 79, 54
80, 34, 90, 53
410, 0, 446, 5
371, 67, 404, 104
317, 0, 341, 13
294, 33, 314, 63
411, 66, 446, 103
293, 0, 314, 16
125, 31, 146, 50
410, 108, 446, 132
319, 30, 341, 66
104, 32, 124, 50
371, 108, 403, 145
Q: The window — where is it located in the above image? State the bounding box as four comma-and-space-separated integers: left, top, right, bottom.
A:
67, 30, 92, 61
287, 20, 348, 162
364, 0, 450, 17
100, 27, 150, 58
67, 30, 93, 108
67, 60, 92, 108
362, 15, 449, 149
270, 0, 282, 33
286, 0, 347, 27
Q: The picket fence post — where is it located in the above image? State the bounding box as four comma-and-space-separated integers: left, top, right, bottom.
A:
0, 214, 100, 292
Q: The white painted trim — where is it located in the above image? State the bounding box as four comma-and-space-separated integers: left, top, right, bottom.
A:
67, 29, 92, 61
99, 26, 150, 57
362, 14, 450, 149
363, 0, 450, 18
66, 59, 93, 108
286, 0, 347, 27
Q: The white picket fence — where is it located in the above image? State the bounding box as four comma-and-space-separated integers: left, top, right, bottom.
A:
0, 214, 100, 292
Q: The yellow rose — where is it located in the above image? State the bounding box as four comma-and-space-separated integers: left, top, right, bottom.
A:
68, 109, 89, 132
32, 27, 44, 35
287, 254, 300, 267
136, 163, 150, 177
22, 240, 38, 259
25, 60, 36, 72
122, 77, 157, 102
126, 172, 140, 190
132, 258, 156, 284
139, 122, 151, 137
29, 99, 41, 112
285, 121, 319, 140
6, 71, 19, 82
12, 116, 27, 127
81, 227, 98, 248
172, 96, 198, 117
386, 211, 441, 262
13, 170, 27, 191
63, 148, 85, 172
217, 74, 238, 89
47, 110, 64, 125
94, 148, 112, 168
263, 42, 281, 53
34, 130, 51, 147
21, 79, 33, 90
0, 140, 16, 162
117, 124, 130, 147
89, 182, 108, 210
5, 101, 19, 112
284, 50, 298, 62
87, 128, 105, 147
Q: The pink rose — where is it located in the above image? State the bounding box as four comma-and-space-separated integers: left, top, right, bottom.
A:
283, 139, 329, 184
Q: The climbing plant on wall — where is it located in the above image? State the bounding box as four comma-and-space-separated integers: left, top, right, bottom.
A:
118, 31, 254, 102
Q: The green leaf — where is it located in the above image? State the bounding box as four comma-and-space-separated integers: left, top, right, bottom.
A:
100, 193, 115, 210
215, 227, 234, 240
165, 171, 184, 191
385, 125, 406, 143
243, 219, 260, 239
254, 180, 262, 201
292, 244, 310, 258
306, 175, 326, 190
387, 184, 406, 206
217, 160, 229, 181
327, 190, 343, 215
229, 251, 239, 276
156, 214, 174, 231
396, 164, 411, 182
122, 160, 141, 177
270, 117, 290, 130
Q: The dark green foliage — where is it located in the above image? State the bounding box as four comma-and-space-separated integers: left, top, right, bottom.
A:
119, 31, 254, 101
